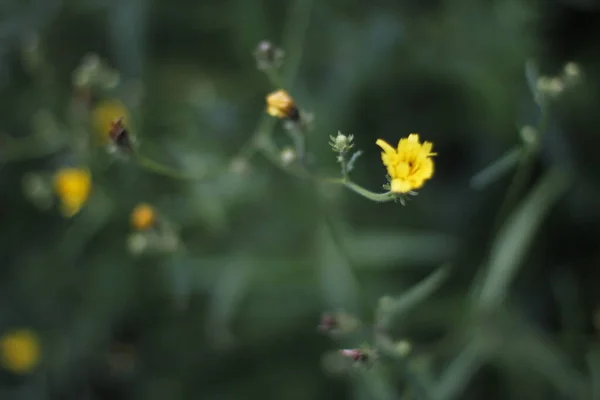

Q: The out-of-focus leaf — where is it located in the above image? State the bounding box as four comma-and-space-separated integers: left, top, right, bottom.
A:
490, 314, 588, 399
433, 338, 486, 400
586, 345, 600, 400
475, 166, 571, 310
353, 366, 400, 400
525, 59, 542, 106
345, 231, 457, 268
205, 259, 252, 349
281, 0, 314, 88
315, 222, 361, 313
470, 146, 522, 190
377, 264, 451, 330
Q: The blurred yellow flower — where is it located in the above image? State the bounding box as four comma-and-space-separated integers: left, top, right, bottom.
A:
131, 203, 156, 230
376, 134, 436, 194
53, 168, 92, 217
266, 90, 298, 120
92, 99, 129, 142
0, 329, 40, 374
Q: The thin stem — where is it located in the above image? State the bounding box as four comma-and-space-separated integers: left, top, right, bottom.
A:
286, 124, 305, 160
338, 151, 349, 179
258, 132, 392, 203
264, 69, 284, 89
281, 0, 314, 88
492, 106, 548, 233
259, 147, 311, 179
343, 181, 394, 203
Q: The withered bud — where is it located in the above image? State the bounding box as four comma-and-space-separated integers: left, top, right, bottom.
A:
318, 313, 337, 333
318, 311, 360, 335
254, 40, 284, 71
563, 62, 581, 80
339, 349, 369, 363
109, 117, 133, 152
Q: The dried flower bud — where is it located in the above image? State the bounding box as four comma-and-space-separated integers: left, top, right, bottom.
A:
254, 40, 284, 71
318, 313, 337, 333
108, 117, 134, 153
318, 311, 360, 335
339, 349, 370, 363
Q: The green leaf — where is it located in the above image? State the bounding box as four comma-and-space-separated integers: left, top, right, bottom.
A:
475, 167, 571, 310
345, 231, 457, 268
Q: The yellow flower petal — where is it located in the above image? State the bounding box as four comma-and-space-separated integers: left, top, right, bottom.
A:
407, 133, 420, 142
53, 168, 92, 217
376, 139, 396, 155
391, 179, 413, 193
377, 134, 437, 194
131, 203, 156, 230
0, 329, 40, 374
265, 90, 297, 119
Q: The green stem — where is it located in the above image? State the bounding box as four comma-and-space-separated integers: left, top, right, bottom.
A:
258, 147, 311, 179
264, 69, 284, 89
287, 124, 305, 160
342, 181, 394, 202
492, 107, 548, 232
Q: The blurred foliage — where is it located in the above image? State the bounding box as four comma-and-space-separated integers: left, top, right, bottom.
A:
1, 0, 600, 399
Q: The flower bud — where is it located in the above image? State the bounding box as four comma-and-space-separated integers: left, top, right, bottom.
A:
131, 203, 156, 231
339, 349, 367, 362
280, 147, 296, 165
254, 40, 284, 71
563, 62, 580, 80
329, 131, 354, 153
536, 76, 564, 98
318, 311, 360, 335
520, 125, 537, 146
266, 90, 299, 121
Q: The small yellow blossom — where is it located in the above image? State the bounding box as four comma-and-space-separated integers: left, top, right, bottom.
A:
266, 90, 298, 120
53, 168, 92, 217
131, 203, 156, 230
0, 329, 40, 374
92, 99, 129, 142
376, 134, 436, 194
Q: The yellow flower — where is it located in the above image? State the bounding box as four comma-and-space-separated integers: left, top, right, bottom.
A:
265, 90, 298, 120
0, 329, 40, 374
131, 203, 156, 230
376, 134, 436, 194
53, 168, 92, 217
92, 99, 129, 142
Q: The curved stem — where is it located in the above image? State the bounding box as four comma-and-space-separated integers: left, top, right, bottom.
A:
264, 69, 284, 89
343, 180, 394, 202
287, 125, 305, 160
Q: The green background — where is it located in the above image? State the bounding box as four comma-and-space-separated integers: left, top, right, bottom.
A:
1, 0, 600, 399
